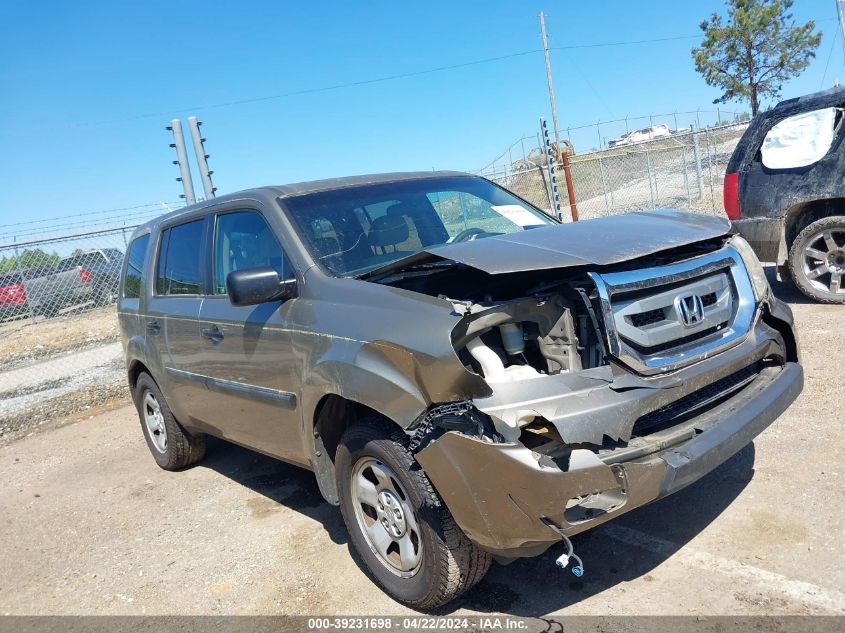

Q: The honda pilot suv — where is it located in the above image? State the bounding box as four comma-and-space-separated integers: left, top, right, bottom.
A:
118, 172, 802, 608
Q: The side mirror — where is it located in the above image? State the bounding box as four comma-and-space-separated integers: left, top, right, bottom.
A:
226, 266, 297, 307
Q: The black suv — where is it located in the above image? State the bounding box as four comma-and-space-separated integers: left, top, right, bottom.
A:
725, 86, 845, 303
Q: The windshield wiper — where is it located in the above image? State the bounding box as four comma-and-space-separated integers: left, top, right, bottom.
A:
362, 259, 461, 283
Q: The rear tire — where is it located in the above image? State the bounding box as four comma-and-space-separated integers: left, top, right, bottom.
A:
134, 372, 206, 470
335, 416, 491, 609
788, 215, 845, 304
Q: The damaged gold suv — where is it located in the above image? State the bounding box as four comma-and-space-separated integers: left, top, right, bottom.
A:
118, 172, 803, 608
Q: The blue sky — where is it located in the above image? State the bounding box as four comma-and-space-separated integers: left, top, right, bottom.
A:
0, 0, 841, 234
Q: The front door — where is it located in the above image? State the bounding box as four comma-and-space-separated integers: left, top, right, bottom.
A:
193, 209, 303, 463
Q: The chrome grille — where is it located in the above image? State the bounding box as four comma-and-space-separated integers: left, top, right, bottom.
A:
589, 246, 756, 375
629, 307, 665, 328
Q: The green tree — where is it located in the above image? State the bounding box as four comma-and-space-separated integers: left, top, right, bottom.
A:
692, 0, 821, 115
0, 248, 60, 273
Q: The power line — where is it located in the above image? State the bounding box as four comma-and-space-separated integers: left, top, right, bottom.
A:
0, 201, 182, 230
820, 28, 839, 88
48, 33, 744, 131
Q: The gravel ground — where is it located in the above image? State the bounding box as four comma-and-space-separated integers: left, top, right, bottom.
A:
0, 305, 119, 369
0, 274, 842, 619
0, 306, 124, 438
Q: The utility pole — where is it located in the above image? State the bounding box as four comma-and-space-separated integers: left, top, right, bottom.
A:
187, 116, 217, 199
837, 1, 845, 64
167, 119, 196, 205
539, 12, 562, 158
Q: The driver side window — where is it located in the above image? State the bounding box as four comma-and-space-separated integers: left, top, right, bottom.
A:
213, 210, 290, 295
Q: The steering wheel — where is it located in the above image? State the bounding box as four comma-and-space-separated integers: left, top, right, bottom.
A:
448, 227, 488, 243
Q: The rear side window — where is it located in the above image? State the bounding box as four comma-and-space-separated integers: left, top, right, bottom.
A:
760, 107, 841, 169
213, 210, 289, 294
123, 234, 150, 299
156, 219, 204, 295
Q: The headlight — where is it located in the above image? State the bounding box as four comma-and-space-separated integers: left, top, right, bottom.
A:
730, 235, 770, 302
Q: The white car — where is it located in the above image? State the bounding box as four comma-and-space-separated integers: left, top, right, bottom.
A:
608, 123, 673, 147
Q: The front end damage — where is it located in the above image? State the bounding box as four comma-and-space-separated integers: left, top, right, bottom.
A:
397, 240, 803, 559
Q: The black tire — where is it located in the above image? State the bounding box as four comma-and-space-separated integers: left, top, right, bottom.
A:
133, 372, 206, 470
788, 215, 845, 304
335, 416, 491, 609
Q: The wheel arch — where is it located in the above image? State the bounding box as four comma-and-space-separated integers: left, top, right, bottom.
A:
310, 392, 413, 506
783, 198, 845, 250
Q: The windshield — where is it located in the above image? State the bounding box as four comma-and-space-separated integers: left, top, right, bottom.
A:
282, 176, 555, 277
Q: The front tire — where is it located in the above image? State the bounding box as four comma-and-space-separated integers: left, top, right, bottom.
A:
335, 417, 491, 609
134, 372, 206, 470
788, 215, 845, 304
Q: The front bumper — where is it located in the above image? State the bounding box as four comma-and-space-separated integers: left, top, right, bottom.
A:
416, 314, 803, 559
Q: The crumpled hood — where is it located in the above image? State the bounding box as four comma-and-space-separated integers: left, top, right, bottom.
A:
364, 209, 732, 278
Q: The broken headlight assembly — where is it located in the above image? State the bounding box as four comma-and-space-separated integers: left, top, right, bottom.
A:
729, 234, 770, 302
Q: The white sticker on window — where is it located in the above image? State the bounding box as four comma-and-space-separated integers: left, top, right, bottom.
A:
761, 107, 838, 169
490, 205, 542, 227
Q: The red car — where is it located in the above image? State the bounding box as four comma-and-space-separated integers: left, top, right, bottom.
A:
0, 271, 29, 320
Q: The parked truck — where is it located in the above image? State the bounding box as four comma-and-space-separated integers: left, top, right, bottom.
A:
27, 248, 124, 317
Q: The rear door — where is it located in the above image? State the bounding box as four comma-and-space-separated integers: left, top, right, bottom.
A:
144, 217, 210, 425
194, 208, 303, 462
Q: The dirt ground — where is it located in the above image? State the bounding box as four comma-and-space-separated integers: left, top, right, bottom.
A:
0, 276, 843, 618
0, 305, 119, 369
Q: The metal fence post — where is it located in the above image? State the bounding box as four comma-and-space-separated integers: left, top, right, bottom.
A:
692, 123, 704, 200
681, 144, 691, 208
704, 126, 716, 213
645, 145, 656, 207
597, 155, 611, 213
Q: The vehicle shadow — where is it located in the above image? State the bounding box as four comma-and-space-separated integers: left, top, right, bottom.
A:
764, 264, 812, 304
450, 443, 756, 616
198, 437, 349, 546
199, 435, 755, 616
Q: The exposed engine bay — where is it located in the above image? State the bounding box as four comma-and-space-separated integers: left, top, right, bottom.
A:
383, 239, 796, 458
448, 287, 605, 442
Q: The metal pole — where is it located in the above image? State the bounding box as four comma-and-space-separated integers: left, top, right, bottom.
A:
681, 145, 691, 208
540, 117, 567, 220
692, 123, 704, 199
187, 116, 216, 199
598, 155, 611, 213
704, 126, 716, 213
167, 119, 196, 205
837, 1, 845, 63
561, 150, 579, 221
539, 12, 562, 156
645, 146, 656, 207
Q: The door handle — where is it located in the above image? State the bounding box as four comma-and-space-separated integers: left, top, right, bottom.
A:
202, 326, 224, 341
146, 321, 160, 334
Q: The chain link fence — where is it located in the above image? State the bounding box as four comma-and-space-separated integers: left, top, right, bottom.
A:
482, 120, 749, 222
0, 227, 146, 437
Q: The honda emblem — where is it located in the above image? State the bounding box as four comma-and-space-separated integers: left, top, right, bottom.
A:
676, 293, 705, 327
